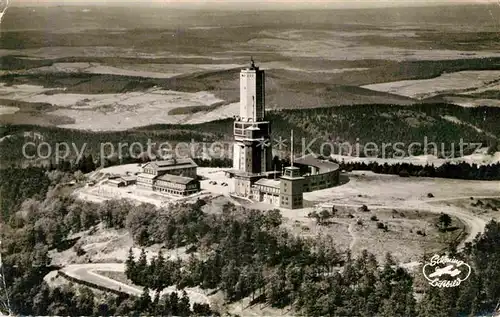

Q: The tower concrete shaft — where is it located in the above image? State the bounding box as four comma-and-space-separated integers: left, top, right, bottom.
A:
233, 60, 272, 174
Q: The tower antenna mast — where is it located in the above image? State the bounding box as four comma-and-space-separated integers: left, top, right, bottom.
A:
291, 130, 294, 167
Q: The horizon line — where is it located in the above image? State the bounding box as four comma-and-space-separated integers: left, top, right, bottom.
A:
9, 1, 499, 10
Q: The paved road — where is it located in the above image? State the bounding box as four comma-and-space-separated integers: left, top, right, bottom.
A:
59, 263, 210, 305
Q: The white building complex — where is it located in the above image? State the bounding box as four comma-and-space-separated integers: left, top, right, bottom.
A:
227, 59, 340, 209
136, 158, 200, 196
115, 59, 339, 204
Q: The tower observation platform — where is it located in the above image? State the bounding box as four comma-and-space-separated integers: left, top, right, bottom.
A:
225, 59, 274, 197
231, 59, 273, 173
226, 59, 340, 208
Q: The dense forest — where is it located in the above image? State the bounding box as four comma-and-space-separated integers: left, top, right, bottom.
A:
0, 164, 500, 317
271, 156, 500, 180
1, 164, 499, 316
337, 161, 500, 180
0, 99, 499, 315
121, 201, 500, 316
1, 103, 498, 165
0, 170, 218, 315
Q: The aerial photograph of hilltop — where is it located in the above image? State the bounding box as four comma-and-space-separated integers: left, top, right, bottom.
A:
0, 0, 499, 316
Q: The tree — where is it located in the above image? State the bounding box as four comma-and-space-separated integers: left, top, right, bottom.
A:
75, 287, 94, 316
331, 205, 337, 216
193, 303, 211, 316
32, 283, 50, 316
135, 288, 151, 313
125, 248, 136, 282
153, 250, 166, 291
137, 249, 148, 284
264, 209, 282, 229
319, 210, 331, 224
168, 292, 179, 316
221, 260, 240, 300
359, 205, 369, 212
178, 291, 191, 316
438, 213, 452, 231
95, 303, 110, 316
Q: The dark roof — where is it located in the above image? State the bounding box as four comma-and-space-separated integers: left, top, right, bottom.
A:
294, 154, 340, 173
120, 176, 136, 182
143, 158, 197, 171
156, 174, 196, 185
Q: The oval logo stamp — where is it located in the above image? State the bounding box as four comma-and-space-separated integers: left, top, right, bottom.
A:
422, 254, 471, 288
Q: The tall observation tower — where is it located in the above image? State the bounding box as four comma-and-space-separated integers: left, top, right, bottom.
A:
231, 59, 273, 197
233, 59, 272, 174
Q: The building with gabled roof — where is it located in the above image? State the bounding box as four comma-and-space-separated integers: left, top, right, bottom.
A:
155, 174, 200, 196
141, 158, 197, 178
136, 157, 200, 196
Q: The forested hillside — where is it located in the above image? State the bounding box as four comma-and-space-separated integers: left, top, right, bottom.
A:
2, 176, 500, 316
0, 167, 51, 221
1, 103, 498, 165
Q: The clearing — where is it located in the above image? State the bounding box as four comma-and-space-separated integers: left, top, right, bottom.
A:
0, 84, 226, 131
362, 70, 500, 100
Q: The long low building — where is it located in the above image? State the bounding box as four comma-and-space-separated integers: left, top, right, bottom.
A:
155, 174, 200, 196
248, 154, 340, 208
107, 176, 137, 187
294, 155, 340, 192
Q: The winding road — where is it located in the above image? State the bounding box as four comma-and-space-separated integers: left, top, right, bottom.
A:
57, 263, 210, 305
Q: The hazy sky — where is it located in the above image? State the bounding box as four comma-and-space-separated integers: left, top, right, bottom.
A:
11, 0, 500, 9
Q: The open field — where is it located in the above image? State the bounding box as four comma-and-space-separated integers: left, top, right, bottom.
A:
0, 84, 225, 130
306, 171, 499, 206
362, 70, 500, 100
2, 62, 500, 130
306, 172, 499, 252
441, 96, 500, 108
3, 5, 500, 60
349, 209, 464, 263
15, 62, 244, 78
282, 205, 465, 263
1, 5, 500, 130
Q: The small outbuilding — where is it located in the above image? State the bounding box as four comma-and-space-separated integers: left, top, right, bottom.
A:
107, 179, 126, 187
107, 175, 136, 187
120, 176, 137, 186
